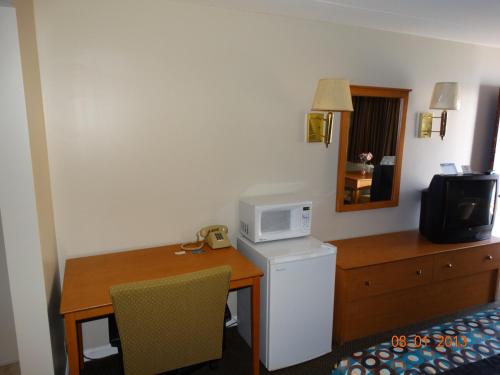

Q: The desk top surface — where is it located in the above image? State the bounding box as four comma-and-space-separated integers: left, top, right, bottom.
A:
330, 230, 500, 270
60, 244, 263, 315
345, 171, 372, 181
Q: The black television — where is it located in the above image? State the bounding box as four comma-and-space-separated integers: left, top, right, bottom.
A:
419, 173, 498, 243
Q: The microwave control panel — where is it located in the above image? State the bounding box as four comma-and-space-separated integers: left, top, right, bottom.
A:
302, 206, 311, 229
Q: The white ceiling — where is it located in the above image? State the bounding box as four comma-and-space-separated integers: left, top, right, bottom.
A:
180, 0, 500, 48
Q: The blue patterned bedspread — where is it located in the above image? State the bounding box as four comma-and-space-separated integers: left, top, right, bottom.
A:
332, 306, 500, 374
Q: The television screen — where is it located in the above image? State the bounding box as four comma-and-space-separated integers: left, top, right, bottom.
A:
444, 179, 497, 230
420, 173, 498, 243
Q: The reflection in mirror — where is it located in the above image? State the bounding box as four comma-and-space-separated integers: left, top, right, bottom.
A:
336, 86, 411, 212
345, 96, 400, 204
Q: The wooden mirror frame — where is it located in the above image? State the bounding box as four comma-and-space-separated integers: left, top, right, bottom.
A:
336, 85, 411, 212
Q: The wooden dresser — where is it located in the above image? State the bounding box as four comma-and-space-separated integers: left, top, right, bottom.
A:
329, 230, 500, 344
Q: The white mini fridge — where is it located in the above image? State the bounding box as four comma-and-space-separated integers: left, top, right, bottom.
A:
237, 236, 336, 371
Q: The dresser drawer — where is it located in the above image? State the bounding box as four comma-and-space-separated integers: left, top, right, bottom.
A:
433, 244, 500, 281
347, 256, 433, 301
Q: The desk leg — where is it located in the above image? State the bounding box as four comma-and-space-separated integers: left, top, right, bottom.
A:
64, 313, 80, 375
251, 277, 260, 375
353, 189, 360, 203
77, 322, 84, 369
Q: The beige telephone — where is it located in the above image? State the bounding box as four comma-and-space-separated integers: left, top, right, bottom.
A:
180, 225, 231, 251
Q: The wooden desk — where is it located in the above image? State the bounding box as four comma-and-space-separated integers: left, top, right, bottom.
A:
60, 244, 263, 375
344, 171, 372, 203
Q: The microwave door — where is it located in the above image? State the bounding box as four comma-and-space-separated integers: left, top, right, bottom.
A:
261, 209, 292, 234
259, 206, 309, 241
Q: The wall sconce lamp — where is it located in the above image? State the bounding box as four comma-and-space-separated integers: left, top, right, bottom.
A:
308, 79, 353, 148
418, 82, 460, 140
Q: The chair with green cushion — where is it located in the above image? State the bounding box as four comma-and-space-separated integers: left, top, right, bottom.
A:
109, 265, 232, 375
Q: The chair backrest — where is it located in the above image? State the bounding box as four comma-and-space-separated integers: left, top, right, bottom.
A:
110, 265, 232, 375
370, 164, 394, 201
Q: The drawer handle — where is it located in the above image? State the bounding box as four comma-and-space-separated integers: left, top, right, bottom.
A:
416, 269, 423, 276
486, 255, 494, 261
446, 263, 454, 268
364, 281, 371, 287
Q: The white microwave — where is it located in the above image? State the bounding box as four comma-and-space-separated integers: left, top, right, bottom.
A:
239, 194, 312, 243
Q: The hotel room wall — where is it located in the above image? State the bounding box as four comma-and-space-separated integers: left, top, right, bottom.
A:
31, 1, 500, 349
0, 6, 55, 373
0, 219, 18, 365
13, 0, 66, 372
0, 4, 20, 368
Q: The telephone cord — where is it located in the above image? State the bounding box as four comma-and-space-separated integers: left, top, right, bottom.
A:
180, 241, 205, 251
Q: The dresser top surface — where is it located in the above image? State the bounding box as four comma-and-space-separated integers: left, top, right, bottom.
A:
329, 230, 500, 270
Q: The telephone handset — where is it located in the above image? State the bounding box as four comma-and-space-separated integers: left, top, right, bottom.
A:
200, 225, 231, 249
180, 225, 231, 251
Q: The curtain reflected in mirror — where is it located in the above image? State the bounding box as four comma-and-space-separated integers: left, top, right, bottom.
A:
336, 86, 411, 212
344, 96, 401, 204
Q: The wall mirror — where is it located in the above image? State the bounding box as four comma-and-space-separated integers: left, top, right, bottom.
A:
336, 85, 411, 212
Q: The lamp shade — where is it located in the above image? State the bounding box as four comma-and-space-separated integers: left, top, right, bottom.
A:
311, 79, 353, 112
430, 82, 460, 110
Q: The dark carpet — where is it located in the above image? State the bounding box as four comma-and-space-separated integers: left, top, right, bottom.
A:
82, 302, 500, 375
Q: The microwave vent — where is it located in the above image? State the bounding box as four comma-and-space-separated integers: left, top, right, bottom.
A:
240, 221, 249, 235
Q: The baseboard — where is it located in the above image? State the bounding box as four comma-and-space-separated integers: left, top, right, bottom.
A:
83, 344, 118, 362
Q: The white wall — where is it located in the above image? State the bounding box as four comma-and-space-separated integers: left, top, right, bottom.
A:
0, 220, 18, 365
0, 4, 19, 368
0, 6, 55, 374
13, 0, 66, 371
31, 0, 500, 348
